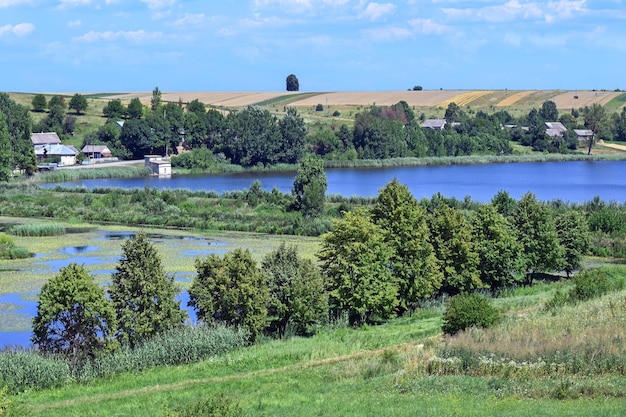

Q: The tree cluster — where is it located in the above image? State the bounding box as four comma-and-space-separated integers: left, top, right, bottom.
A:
319, 181, 590, 324
0, 93, 37, 178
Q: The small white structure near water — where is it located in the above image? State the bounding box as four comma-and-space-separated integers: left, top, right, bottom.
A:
144, 155, 171, 177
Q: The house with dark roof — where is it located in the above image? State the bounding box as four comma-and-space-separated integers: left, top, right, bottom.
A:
421, 119, 447, 130
31, 132, 61, 147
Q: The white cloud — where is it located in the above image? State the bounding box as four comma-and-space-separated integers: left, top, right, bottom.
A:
360, 2, 396, 21
68, 20, 82, 27
408, 18, 448, 35
74, 30, 163, 42
253, 0, 350, 13
140, 0, 176, 10
364, 25, 412, 40
58, 0, 93, 7
443, 0, 588, 24
0, 22, 35, 36
0, 0, 31, 7
240, 14, 296, 28
171, 13, 206, 27
504, 32, 522, 46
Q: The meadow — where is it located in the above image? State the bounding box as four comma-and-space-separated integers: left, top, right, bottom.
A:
6, 263, 626, 416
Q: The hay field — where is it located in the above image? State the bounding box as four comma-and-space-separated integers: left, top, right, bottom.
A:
496, 91, 537, 107
550, 91, 622, 108
63, 89, 624, 110
289, 90, 463, 107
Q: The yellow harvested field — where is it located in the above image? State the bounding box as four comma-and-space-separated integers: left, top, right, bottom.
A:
550, 91, 622, 108
438, 91, 492, 107
496, 91, 537, 107
93, 90, 622, 109
101, 92, 294, 107
287, 91, 464, 107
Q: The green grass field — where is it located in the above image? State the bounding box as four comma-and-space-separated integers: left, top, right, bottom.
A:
13, 283, 626, 416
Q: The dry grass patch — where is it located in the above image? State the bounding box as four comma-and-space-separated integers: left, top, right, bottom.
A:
289, 90, 463, 107
551, 91, 622, 109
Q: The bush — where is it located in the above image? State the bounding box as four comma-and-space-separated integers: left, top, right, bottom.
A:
570, 268, 622, 302
442, 293, 499, 335
315, 104, 324, 112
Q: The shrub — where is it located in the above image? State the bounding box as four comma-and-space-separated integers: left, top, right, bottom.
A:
315, 104, 324, 112
441, 293, 499, 335
570, 268, 618, 302
332, 110, 341, 117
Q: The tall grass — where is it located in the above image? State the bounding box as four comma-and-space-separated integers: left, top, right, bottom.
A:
6, 223, 65, 237
31, 166, 152, 183
0, 326, 249, 393
323, 153, 626, 169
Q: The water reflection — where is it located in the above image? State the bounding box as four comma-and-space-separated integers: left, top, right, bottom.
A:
59, 245, 99, 255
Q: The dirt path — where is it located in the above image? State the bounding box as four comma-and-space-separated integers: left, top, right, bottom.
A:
31, 342, 425, 412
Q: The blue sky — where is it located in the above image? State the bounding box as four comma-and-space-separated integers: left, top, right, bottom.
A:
1, 0, 624, 92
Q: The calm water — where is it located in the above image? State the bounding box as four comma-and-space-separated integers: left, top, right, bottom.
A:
43, 160, 626, 203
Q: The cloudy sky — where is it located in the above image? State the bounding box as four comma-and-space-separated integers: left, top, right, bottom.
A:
1, 0, 624, 92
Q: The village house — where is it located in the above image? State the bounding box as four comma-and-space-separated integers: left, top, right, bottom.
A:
31, 132, 61, 147
35, 144, 78, 166
82, 145, 113, 159
544, 122, 568, 138
574, 129, 594, 142
421, 119, 447, 130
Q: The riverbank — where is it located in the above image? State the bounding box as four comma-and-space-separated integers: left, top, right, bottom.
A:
27, 152, 626, 184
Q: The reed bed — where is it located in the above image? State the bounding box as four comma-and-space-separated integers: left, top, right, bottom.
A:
6, 223, 65, 237
31, 166, 152, 183
0, 325, 249, 393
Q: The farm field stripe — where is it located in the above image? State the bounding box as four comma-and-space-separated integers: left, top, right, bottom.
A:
496, 91, 536, 107
438, 91, 492, 107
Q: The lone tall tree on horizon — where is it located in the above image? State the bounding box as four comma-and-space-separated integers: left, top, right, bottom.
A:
286, 74, 299, 92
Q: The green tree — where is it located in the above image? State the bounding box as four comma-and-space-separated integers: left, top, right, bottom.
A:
286, 74, 299, 91
31, 93, 47, 112
292, 154, 327, 218
472, 205, 524, 294
189, 248, 268, 340
69, 93, 88, 115
510, 192, 563, 284
119, 118, 157, 158
261, 243, 328, 337
103, 99, 126, 119
429, 204, 481, 295
539, 100, 559, 121
584, 103, 607, 155
109, 232, 185, 347
0, 93, 36, 175
222, 106, 282, 166
371, 179, 442, 312
186, 98, 206, 115
127, 97, 144, 119
279, 107, 306, 163
318, 209, 397, 325
151, 86, 162, 111
0, 113, 11, 181
555, 210, 590, 278
48, 95, 66, 110
32, 263, 116, 367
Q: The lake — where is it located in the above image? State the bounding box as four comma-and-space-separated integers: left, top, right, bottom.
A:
43, 160, 626, 203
